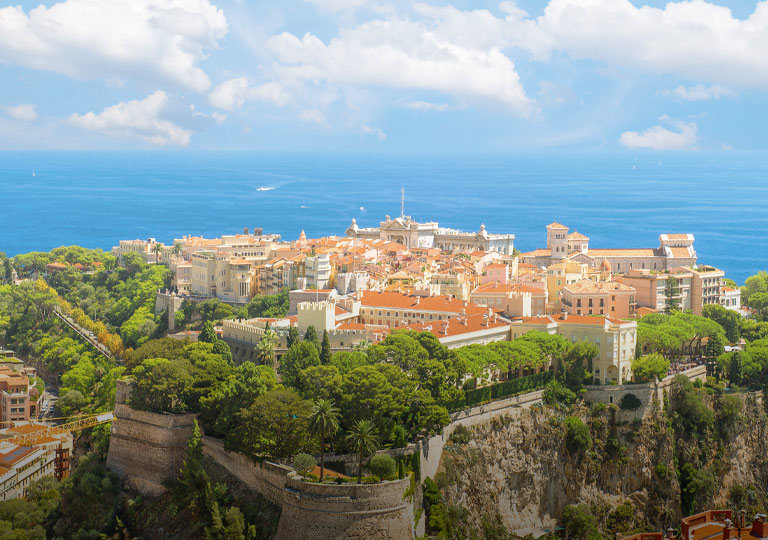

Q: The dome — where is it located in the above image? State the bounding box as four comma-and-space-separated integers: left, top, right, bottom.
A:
600, 259, 612, 272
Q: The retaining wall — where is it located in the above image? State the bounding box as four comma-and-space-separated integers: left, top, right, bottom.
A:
277, 475, 414, 540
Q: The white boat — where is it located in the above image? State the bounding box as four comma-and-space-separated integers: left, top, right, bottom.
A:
32, 169, 36, 177
256, 186, 275, 192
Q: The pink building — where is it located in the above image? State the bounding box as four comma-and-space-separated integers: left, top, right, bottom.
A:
480, 263, 510, 285
0, 368, 39, 423
560, 279, 637, 318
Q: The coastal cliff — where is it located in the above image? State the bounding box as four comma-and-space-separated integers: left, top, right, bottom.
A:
433, 389, 768, 537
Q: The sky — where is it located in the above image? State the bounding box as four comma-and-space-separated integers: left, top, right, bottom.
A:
1, 0, 767, 152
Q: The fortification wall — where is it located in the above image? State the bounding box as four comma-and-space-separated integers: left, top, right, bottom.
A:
106, 379, 198, 495
583, 364, 707, 421
276, 476, 414, 540
201, 436, 289, 505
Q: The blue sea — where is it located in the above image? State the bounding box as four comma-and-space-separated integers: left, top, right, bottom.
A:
1, 151, 766, 284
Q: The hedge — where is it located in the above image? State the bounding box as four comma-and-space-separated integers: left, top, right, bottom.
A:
449, 371, 554, 411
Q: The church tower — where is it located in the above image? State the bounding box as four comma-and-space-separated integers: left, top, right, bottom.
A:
546, 222, 569, 260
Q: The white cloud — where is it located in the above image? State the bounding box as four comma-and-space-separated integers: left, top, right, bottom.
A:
619, 116, 697, 150
362, 125, 386, 140
663, 84, 736, 101
303, 0, 366, 11
209, 77, 290, 110
502, 0, 768, 91
68, 91, 191, 146
266, 15, 535, 115
0, 0, 228, 92
404, 101, 450, 112
299, 109, 327, 125
4, 104, 38, 121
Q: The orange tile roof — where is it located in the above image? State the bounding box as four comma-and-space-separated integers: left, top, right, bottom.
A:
665, 234, 690, 240
546, 222, 568, 229
567, 231, 589, 240
360, 291, 485, 314
6, 424, 47, 434
669, 247, 693, 258
401, 313, 510, 338
473, 282, 543, 295
520, 249, 551, 257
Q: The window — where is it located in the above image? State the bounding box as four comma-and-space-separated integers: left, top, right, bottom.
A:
589, 309, 592, 314
600, 299, 604, 307
577, 299, 582, 307
600, 309, 604, 314
588, 298, 593, 307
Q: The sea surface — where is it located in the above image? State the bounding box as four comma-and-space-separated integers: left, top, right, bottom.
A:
1, 151, 766, 284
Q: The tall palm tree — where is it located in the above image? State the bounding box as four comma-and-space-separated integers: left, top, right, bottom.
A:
256, 330, 279, 366
346, 419, 379, 484
153, 243, 162, 264
309, 399, 340, 482
171, 240, 184, 258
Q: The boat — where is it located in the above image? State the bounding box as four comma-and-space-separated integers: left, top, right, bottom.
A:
32, 169, 36, 177
256, 186, 275, 192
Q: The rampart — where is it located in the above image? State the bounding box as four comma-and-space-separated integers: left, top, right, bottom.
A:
277, 475, 414, 540
106, 379, 198, 495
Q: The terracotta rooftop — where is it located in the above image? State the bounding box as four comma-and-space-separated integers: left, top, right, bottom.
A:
546, 222, 568, 229
567, 231, 589, 240
359, 291, 486, 314
472, 282, 542, 295
520, 249, 551, 257
400, 313, 510, 338
669, 247, 693, 258
586, 248, 659, 257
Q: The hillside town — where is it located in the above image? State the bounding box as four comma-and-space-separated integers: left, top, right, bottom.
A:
110, 213, 742, 387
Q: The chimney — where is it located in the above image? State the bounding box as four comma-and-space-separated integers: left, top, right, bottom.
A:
561, 308, 568, 320
244, 227, 249, 235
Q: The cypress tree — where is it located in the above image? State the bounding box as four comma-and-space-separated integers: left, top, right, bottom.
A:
320, 330, 331, 365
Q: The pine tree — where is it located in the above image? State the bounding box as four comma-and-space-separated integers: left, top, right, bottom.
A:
320, 330, 331, 365
304, 325, 318, 343
200, 320, 217, 343
664, 276, 680, 314
728, 351, 744, 387
287, 326, 299, 349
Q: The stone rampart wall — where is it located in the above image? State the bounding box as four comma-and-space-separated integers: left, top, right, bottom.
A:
106, 403, 198, 495
201, 436, 290, 505
276, 475, 414, 540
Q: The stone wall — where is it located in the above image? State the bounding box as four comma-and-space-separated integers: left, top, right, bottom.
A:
583, 364, 707, 421
106, 379, 198, 495
276, 475, 414, 540
201, 436, 290, 505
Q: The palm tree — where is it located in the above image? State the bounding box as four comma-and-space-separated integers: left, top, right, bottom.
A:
308, 399, 340, 482
256, 330, 279, 366
171, 240, 184, 258
346, 419, 379, 484
153, 243, 162, 264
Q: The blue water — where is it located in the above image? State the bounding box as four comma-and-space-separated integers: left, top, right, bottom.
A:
1, 151, 766, 284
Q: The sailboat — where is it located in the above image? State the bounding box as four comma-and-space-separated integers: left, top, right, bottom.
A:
32, 169, 36, 177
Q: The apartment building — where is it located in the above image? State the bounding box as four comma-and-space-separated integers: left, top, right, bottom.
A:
0, 425, 73, 501
677, 265, 725, 315
560, 279, 637, 318
430, 272, 471, 301
470, 282, 535, 318
111, 238, 163, 264
304, 253, 332, 290
357, 291, 487, 328
510, 314, 637, 384
620, 268, 693, 313
0, 368, 40, 423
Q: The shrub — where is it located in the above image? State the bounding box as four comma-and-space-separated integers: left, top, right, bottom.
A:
564, 417, 593, 454
620, 393, 642, 410
448, 425, 471, 445
293, 453, 316, 477
368, 454, 396, 481
397, 460, 406, 480
543, 380, 577, 408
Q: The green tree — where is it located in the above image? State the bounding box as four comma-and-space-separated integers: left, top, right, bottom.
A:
287, 326, 300, 349
278, 341, 321, 388
304, 325, 319, 345
177, 420, 209, 509
228, 388, 316, 460
664, 276, 680, 314
564, 416, 592, 454
320, 329, 332, 365
562, 341, 598, 389
346, 419, 380, 484
562, 504, 599, 540
131, 357, 194, 413
631, 353, 669, 383
256, 330, 279, 366
728, 350, 744, 386
293, 453, 316, 478
200, 320, 217, 344
308, 399, 341, 482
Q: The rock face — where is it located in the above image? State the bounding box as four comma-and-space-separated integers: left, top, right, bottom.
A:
435, 391, 768, 536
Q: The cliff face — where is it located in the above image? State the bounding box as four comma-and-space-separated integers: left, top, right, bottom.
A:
436, 394, 768, 537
